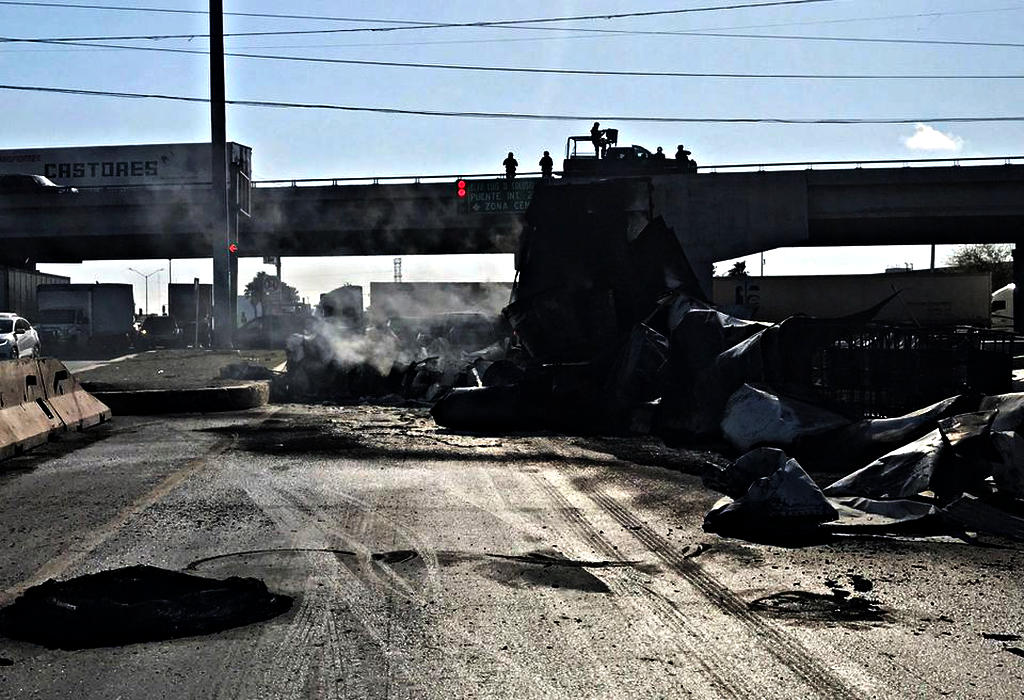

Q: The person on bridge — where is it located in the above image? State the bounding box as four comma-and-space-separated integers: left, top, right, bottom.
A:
675, 144, 699, 172
503, 152, 518, 180
591, 122, 606, 158
539, 151, 554, 179
652, 146, 667, 162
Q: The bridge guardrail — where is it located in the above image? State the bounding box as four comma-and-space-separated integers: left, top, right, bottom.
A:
251, 155, 1024, 188
251, 172, 549, 188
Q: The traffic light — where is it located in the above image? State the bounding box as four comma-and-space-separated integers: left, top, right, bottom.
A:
456, 179, 467, 198
228, 243, 238, 254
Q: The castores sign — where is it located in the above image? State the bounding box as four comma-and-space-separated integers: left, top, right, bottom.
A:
0, 143, 236, 188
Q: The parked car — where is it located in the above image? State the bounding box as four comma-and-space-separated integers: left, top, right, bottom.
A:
0, 173, 78, 194
137, 315, 182, 349
0, 313, 41, 359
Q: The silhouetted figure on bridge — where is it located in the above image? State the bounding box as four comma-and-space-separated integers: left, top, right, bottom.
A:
591, 122, 606, 157
675, 144, 698, 172
539, 151, 554, 179
652, 146, 667, 162
503, 152, 518, 180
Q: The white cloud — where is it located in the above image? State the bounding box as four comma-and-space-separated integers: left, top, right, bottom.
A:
903, 123, 963, 152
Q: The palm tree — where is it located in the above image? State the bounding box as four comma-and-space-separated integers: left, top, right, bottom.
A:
727, 261, 748, 277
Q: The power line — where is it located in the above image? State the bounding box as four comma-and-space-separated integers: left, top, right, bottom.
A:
7, 4, 1024, 44
25, 5, 1024, 45
4, 83, 1024, 125
8, 5, 1024, 53
8, 17, 1024, 51
6, 37, 1024, 80
0, 0, 843, 30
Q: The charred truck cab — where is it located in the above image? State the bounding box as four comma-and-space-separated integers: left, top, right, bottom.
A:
562, 129, 697, 177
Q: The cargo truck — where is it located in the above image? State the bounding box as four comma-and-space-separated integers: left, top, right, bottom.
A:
35, 283, 135, 352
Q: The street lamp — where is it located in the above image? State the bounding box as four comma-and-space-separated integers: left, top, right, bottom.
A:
129, 267, 164, 316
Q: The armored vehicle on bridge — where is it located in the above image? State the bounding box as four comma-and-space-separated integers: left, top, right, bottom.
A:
562, 129, 697, 176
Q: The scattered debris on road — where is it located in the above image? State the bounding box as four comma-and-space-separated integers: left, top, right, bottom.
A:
748, 590, 888, 623
0, 565, 292, 649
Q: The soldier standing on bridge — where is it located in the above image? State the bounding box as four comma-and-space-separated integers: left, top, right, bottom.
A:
539, 151, 554, 179
591, 122, 606, 158
675, 144, 697, 172
503, 152, 518, 180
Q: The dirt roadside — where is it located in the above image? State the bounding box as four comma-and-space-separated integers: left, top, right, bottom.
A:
74, 349, 285, 392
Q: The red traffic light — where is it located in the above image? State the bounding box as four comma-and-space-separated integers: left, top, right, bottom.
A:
456, 179, 467, 198
228, 243, 238, 253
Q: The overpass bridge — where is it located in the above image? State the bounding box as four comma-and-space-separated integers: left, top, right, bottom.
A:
1, 155, 1023, 320
2, 156, 1021, 262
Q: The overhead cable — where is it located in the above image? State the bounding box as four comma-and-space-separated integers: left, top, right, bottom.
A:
7, 23, 1024, 51
4, 37, 1023, 80
3, 83, 1023, 124
0, 0, 843, 29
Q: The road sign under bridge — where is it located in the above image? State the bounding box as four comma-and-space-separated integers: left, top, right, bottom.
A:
459, 179, 536, 214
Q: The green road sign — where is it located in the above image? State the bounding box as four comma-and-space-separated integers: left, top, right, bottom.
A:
460, 179, 536, 214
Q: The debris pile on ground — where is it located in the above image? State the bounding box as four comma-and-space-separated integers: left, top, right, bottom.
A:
0, 565, 292, 649
431, 180, 1002, 440
218, 362, 279, 381
427, 181, 1024, 546
281, 311, 512, 404
434, 180, 712, 434
701, 394, 1024, 544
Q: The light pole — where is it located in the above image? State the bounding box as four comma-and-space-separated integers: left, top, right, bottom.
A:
129, 267, 163, 316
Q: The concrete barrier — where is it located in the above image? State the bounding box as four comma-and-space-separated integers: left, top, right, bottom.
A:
36, 358, 112, 432
0, 358, 111, 462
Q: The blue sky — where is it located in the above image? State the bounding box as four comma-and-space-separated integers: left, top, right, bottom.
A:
3, 0, 1024, 310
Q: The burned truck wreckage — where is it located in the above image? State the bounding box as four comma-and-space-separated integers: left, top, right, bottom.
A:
282, 176, 1024, 545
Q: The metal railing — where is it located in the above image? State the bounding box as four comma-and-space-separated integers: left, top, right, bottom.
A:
699, 154, 1024, 172
251, 155, 1024, 188
252, 171, 548, 188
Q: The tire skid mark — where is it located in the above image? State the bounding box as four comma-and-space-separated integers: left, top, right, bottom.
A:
234, 499, 342, 699
530, 471, 751, 700
286, 481, 559, 698
226, 478, 388, 700
278, 487, 415, 608
323, 486, 444, 601
588, 488, 864, 700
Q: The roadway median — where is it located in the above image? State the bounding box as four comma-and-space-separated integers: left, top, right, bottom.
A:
76, 349, 284, 415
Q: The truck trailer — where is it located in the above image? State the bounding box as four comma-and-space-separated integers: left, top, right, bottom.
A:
35, 283, 135, 352
168, 283, 213, 347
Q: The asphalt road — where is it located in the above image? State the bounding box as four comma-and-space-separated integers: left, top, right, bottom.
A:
0, 405, 1022, 699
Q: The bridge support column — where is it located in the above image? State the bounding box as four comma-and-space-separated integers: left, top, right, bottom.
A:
1014, 245, 1024, 335
229, 247, 238, 330
209, 0, 233, 348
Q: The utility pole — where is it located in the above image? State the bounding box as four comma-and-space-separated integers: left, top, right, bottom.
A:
210, 0, 232, 347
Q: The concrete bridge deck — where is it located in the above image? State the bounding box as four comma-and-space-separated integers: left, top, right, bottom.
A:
0, 160, 1021, 266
